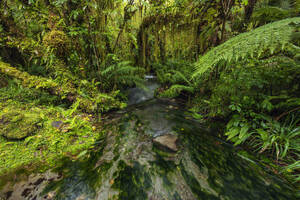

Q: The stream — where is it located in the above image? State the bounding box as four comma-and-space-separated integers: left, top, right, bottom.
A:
0, 80, 298, 200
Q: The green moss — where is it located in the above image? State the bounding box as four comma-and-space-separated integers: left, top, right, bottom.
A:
0, 100, 105, 181
152, 145, 177, 158
180, 164, 219, 200
0, 109, 42, 140
0, 61, 75, 97
150, 153, 177, 174
43, 30, 70, 56
112, 160, 152, 200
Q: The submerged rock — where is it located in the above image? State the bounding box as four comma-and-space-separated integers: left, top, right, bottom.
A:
153, 134, 178, 152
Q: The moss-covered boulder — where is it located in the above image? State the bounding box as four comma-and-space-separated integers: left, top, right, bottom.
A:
0, 76, 8, 88
43, 30, 70, 57
0, 110, 42, 140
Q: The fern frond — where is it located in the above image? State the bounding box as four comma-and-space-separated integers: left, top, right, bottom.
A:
170, 69, 191, 85
252, 6, 291, 23
113, 66, 140, 76
101, 64, 117, 77
116, 75, 144, 85
159, 85, 194, 98
100, 60, 145, 89
192, 17, 300, 79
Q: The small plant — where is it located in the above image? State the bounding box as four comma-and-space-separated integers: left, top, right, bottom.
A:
225, 111, 300, 182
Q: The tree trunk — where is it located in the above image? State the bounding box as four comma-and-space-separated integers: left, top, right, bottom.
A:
244, 0, 257, 22
221, 17, 226, 42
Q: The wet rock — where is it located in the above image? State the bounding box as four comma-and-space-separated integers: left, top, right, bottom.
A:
4, 191, 12, 199
21, 188, 31, 198
127, 81, 159, 105
153, 134, 178, 152
0, 171, 61, 200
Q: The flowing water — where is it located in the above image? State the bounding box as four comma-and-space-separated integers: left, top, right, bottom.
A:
0, 80, 298, 200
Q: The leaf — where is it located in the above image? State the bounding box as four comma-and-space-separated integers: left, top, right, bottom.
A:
225, 127, 240, 140
25, 136, 36, 144
193, 17, 300, 78
281, 140, 289, 158
77, 150, 88, 159
256, 129, 268, 141
239, 126, 249, 139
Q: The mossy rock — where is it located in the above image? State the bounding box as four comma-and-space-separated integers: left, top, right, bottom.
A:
0, 110, 42, 140
0, 76, 8, 88
43, 30, 70, 57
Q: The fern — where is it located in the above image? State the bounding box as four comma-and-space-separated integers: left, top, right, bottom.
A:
101, 61, 136, 76
153, 60, 193, 84
251, 6, 292, 24
159, 85, 194, 98
169, 70, 192, 85
192, 17, 300, 79
100, 61, 145, 89
158, 69, 194, 98
153, 60, 195, 98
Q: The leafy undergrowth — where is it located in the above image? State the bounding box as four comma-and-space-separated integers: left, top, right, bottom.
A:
0, 82, 104, 181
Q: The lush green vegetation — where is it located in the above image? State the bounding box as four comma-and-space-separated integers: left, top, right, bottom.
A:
0, 0, 299, 188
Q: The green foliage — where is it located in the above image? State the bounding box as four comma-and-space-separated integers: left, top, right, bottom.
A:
153, 60, 195, 98
255, 117, 300, 159
100, 60, 145, 91
1, 0, 300, 187
285, 161, 300, 182
0, 61, 73, 96
202, 55, 300, 117
0, 79, 60, 106
188, 17, 300, 184
214, 59, 300, 182
193, 17, 300, 78
251, 6, 292, 26
225, 113, 300, 181
0, 61, 125, 113
159, 84, 194, 98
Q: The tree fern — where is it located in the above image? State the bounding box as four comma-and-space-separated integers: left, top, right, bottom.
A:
192, 17, 300, 79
